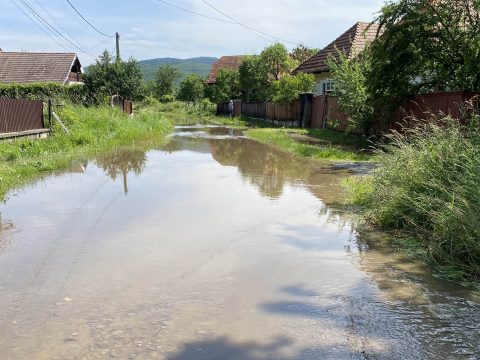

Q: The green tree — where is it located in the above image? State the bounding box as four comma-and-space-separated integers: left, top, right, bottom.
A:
271, 73, 315, 103
83, 50, 144, 102
260, 43, 296, 81
239, 55, 269, 101
290, 44, 319, 64
206, 68, 241, 103
370, 0, 480, 106
177, 74, 205, 103
239, 44, 298, 101
327, 48, 374, 133
153, 65, 180, 100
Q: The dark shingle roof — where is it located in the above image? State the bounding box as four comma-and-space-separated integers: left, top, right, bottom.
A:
294, 22, 380, 74
0, 52, 80, 84
206, 56, 243, 84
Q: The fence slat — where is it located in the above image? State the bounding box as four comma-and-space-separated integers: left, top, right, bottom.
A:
0, 99, 44, 134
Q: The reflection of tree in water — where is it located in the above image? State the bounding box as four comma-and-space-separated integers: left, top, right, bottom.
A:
0, 212, 14, 254
209, 138, 311, 199
96, 149, 147, 194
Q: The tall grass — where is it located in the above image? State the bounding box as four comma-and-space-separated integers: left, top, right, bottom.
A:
347, 110, 480, 282
0, 105, 172, 200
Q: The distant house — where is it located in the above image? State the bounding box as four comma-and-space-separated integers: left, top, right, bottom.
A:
294, 22, 379, 95
0, 51, 82, 85
206, 55, 243, 85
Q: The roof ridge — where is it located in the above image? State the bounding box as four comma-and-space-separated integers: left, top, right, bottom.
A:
293, 21, 380, 74
0, 51, 76, 55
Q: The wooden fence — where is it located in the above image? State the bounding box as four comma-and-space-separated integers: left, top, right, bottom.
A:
0, 99, 45, 135
241, 101, 266, 119
217, 91, 479, 135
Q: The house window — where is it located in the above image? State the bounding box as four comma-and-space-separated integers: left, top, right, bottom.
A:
315, 80, 335, 95
322, 80, 335, 94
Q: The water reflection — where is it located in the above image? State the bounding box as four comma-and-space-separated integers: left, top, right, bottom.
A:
170, 126, 352, 203
0, 213, 14, 255
95, 149, 147, 194
0, 124, 478, 359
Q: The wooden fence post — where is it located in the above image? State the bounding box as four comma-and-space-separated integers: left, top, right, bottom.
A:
321, 94, 329, 129
48, 99, 52, 131
233, 100, 242, 117
299, 93, 313, 128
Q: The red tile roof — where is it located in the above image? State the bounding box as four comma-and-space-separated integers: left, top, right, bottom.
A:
294, 22, 380, 74
206, 56, 243, 84
0, 52, 81, 84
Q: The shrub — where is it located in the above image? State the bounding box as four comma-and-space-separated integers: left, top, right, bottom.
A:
0, 82, 88, 104
347, 108, 480, 281
327, 48, 374, 134
271, 73, 315, 103
160, 94, 175, 103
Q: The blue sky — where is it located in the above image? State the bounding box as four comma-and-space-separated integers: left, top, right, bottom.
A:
0, 0, 385, 65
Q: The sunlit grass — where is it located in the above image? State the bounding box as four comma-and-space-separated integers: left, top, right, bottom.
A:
0, 105, 172, 200
245, 128, 372, 162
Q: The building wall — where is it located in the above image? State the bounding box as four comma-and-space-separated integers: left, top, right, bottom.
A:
313, 72, 334, 96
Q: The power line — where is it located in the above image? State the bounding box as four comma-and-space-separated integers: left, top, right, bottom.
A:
155, 0, 271, 43
64, 0, 115, 38
9, 0, 73, 53
33, 0, 75, 38
20, 0, 95, 57
198, 0, 300, 46
155, 0, 236, 24
33, 0, 100, 53
16, 0, 96, 60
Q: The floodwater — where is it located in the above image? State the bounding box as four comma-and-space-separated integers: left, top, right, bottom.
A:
0, 124, 478, 360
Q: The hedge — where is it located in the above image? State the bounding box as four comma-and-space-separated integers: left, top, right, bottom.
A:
0, 82, 87, 103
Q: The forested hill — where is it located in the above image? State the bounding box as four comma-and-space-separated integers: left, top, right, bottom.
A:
138, 57, 218, 82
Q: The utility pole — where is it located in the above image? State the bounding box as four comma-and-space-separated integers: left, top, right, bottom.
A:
116, 32, 120, 61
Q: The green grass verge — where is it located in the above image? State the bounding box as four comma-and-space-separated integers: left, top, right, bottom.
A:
244, 128, 372, 162
0, 104, 173, 201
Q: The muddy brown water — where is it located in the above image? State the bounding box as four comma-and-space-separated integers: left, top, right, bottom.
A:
0, 124, 478, 360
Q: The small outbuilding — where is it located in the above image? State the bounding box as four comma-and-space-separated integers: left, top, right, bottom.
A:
0, 51, 82, 85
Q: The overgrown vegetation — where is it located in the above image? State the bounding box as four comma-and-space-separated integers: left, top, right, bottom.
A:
347, 110, 480, 283
326, 0, 480, 133
0, 105, 172, 200
370, 0, 480, 107
327, 48, 374, 133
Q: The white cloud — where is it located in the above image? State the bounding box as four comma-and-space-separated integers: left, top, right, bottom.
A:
0, 0, 386, 64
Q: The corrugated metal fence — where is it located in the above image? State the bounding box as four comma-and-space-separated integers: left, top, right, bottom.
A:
327, 92, 479, 134
0, 99, 44, 134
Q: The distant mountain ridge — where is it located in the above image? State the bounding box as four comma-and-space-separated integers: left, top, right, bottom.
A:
138, 57, 218, 83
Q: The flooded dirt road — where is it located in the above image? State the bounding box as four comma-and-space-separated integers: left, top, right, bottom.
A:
0, 125, 479, 359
